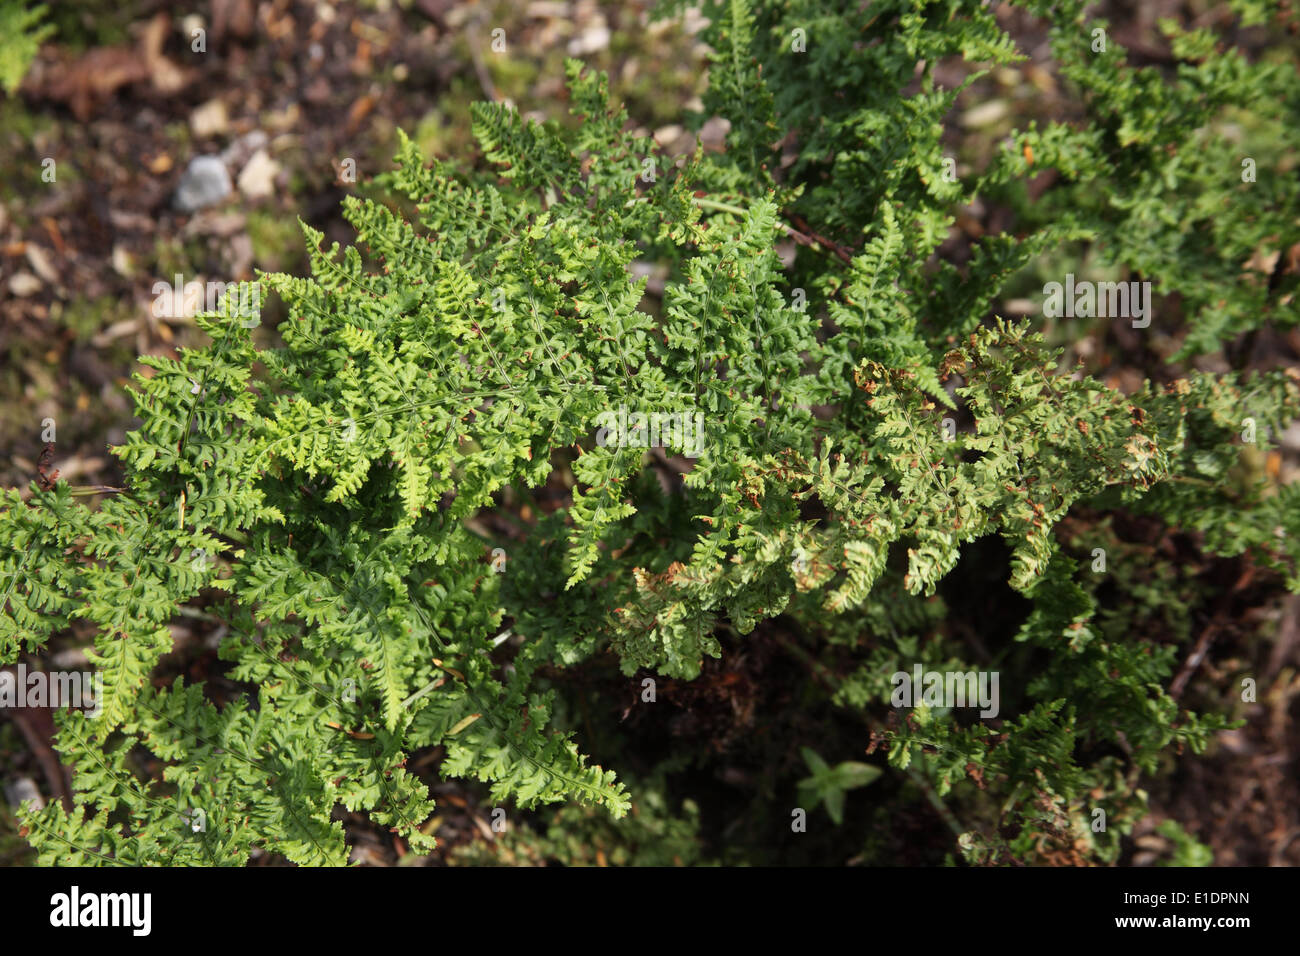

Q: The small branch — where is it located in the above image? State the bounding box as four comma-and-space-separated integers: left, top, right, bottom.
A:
787, 211, 856, 264
401, 676, 445, 709
3, 701, 73, 812
465, 21, 502, 104
908, 764, 965, 840
1170, 565, 1251, 701
692, 197, 753, 217
692, 197, 854, 264
1169, 615, 1225, 701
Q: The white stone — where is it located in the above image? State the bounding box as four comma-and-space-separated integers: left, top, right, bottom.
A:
236, 149, 280, 200
175, 155, 232, 212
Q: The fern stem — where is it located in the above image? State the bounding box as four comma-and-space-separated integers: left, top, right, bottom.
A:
66, 485, 134, 499
908, 764, 966, 840
692, 197, 750, 218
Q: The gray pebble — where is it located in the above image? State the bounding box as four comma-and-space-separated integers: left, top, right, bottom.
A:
174, 155, 232, 212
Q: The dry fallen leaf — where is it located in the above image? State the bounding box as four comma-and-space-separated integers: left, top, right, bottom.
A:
38, 47, 148, 121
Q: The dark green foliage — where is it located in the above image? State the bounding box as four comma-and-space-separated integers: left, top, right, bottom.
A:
3, 0, 1299, 865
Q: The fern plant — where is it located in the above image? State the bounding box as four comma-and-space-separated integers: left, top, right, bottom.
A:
4, 0, 1300, 865
0, 1, 52, 97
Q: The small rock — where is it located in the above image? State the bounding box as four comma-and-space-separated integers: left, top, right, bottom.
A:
8, 272, 41, 297
236, 149, 280, 200
190, 98, 229, 138
698, 116, 731, 150
25, 244, 58, 283
50, 647, 89, 669
1280, 420, 1300, 453
111, 244, 135, 278
226, 232, 253, 278
567, 23, 611, 56
653, 124, 684, 147
526, 1, 569, 16
181, 211, 247, 239
108, 208, 155, 232
4, 777, 43, 811
174, 155, 232, 212
1003, 298, 1038, 315
220, 129, 269, 168
962, 100, 1009, 129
